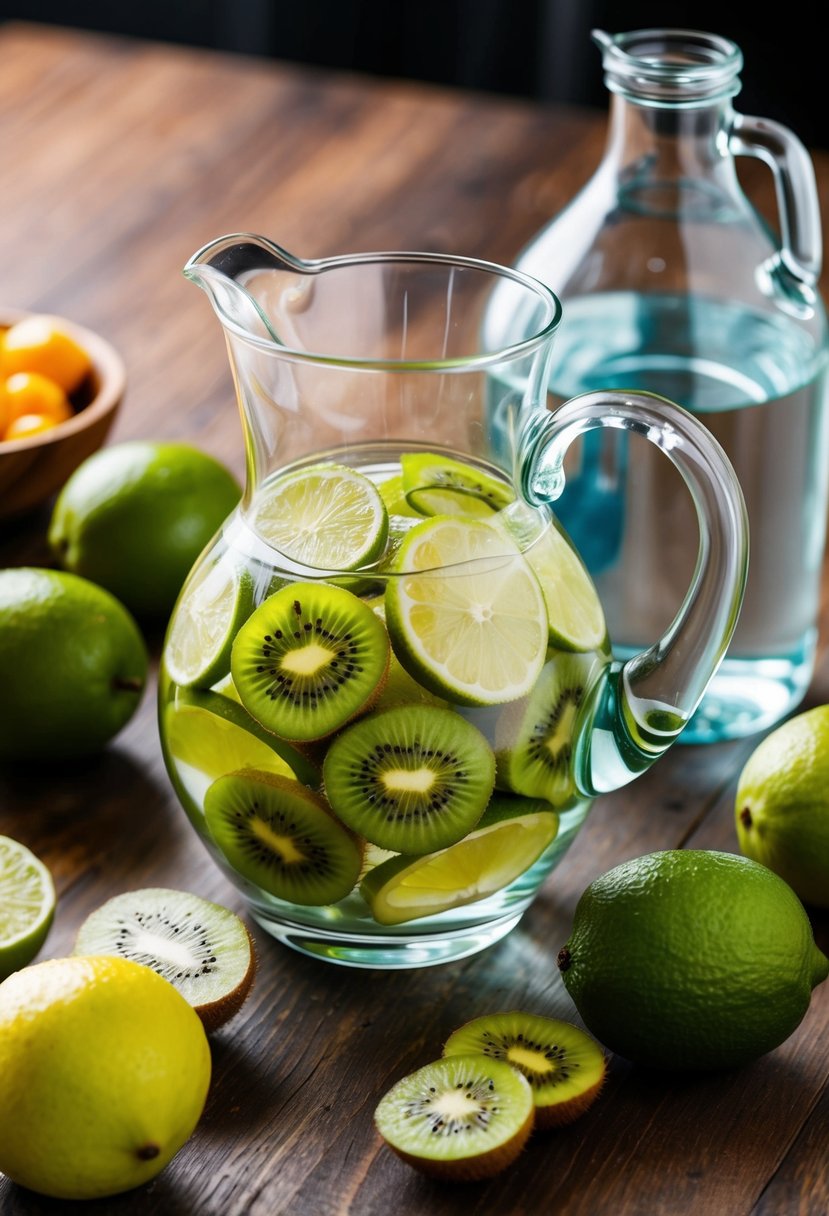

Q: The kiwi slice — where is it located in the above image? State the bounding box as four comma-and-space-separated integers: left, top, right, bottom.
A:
323, 704, 495, 853
374, 1054, 534, 1181
443, 1011, 607, 1128
360, 793, 559, 925
73, 888, 256, 1033
204, 769, 363, 906
400, 452, 515, 519
495, 651, 603, 806
230, 582, 390, 742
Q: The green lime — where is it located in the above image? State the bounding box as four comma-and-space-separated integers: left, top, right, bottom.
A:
557, 850, 829, 1071
0, 956, 210, 1199
49, 441, 241, 620
378, 474, 422, 519
164, 559, 254, 687
252, 462, 388, 571
0, 837, 55, 980
360, 795, 558, 924
0, 568, 147, 761
736, 705, 829, 908
493, 503, 607, 652
400, 452, 514, 519
384, 516, 548, 705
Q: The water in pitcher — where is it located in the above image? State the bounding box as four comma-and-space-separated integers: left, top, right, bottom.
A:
549, 291, 829, 742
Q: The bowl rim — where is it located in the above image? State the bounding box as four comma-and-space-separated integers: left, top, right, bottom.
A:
0, 307, 126, 452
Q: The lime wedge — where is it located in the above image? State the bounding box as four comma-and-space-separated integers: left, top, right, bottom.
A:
0, 836, 55, 980
165, 560, 254, 688
494, 503, 606, 652
400, 453, 514, 519
384, 516, 548, 705
360, 796, 558, 925
252, 462, 388, 571
167, 687, 320, 795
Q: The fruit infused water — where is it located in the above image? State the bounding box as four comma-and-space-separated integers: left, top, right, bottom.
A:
159, 450, 611, 964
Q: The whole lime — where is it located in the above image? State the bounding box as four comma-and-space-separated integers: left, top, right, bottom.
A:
557, 850, 828, 1071
0, 567, 147, 761
736, 705, 829, 908
0, 955, 211, 1199
49, 441, 241, 619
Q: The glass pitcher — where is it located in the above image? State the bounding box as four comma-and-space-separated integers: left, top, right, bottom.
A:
511, 27, 829, 744
158, 234, 747, 969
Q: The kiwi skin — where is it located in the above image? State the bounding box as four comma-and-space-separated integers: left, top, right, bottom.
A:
197, 927, 257, 1033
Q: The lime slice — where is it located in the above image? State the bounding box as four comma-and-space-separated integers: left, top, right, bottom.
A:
0, 836, 55, 980
494, 503, 606, 652
400, 453, 515, 519
378, 474, 422, 519
165, 560, 254, 688
252, 463, 388, 571
360, 796, 558, 925
384, 516, 548, 705
166, 688, 320, 807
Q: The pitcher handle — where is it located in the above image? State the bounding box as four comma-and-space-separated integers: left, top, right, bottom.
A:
729, 114, 822, 307
517, 390, 749, 791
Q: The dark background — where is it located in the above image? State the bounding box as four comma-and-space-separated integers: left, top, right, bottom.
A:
0, 1, 824, 149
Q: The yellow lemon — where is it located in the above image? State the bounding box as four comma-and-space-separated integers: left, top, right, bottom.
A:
0, 955, 211, 1199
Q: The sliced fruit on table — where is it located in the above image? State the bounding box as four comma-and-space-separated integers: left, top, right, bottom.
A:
204, 769, 363, 906
400, 451, 514, 518
324, 703, 495, 854
359, 793, 558, 924
251, 462, 388, 570
164, 560, 255, 688
231, 581, 390, 742
443, 1010, 606, 1128
73, 887, 256, 1032
374, 1054, 534, 1181
0, 836, 56, 981
493, 501, 607, 652
384, 515, 548, 705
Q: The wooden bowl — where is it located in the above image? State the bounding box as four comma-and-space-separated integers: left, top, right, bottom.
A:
0, 308, 126, 520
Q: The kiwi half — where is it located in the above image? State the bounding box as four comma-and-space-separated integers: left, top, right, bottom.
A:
323, 704, 496, 853
230, 582, 390, 742
495, 651, 602, 806
73, 887, 256, 1033
443, 1011, 607, 1128
204, 769, 363, 906
374, 1054, 534, 1181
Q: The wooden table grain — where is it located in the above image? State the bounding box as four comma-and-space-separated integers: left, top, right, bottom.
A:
1, 22, 827, 1216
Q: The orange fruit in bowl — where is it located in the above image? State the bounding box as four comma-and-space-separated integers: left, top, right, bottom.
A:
1, 316, 92, 394
5, 414, 60, 442
4, 372, 72, 427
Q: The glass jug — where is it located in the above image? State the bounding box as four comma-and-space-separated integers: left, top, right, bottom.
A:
158, 234, 747, 969
511, 27, 829, 744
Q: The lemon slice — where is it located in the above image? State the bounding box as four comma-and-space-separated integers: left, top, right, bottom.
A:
252, 463, 388, 571
384, 516, 548, 705
494, 503, 607, 653
164, 689, 320, 814
400, 453, 514, 519
165, 561, 254, 688
360, 796, 558, 925
0, 836, 55, 980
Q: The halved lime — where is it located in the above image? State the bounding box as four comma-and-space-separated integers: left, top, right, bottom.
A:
384, 516, 548, 705
252, 462, 388, 571
167, 687, 320, 798
494, 503, 606, 652
360, 795, 558, 925
165, 560, 254, 688
400, 452, 515, 519
0, 836, 56, 980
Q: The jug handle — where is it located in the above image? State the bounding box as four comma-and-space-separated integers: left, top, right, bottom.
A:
517, 391, 749, 793
729, 114, 822, 303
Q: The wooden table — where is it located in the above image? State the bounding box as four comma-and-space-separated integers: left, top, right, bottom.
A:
1, 22, 827, 1215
